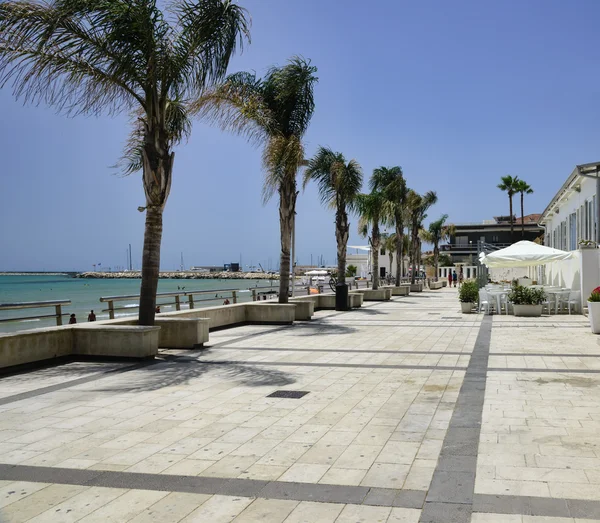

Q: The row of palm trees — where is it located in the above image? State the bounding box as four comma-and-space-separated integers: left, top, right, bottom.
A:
0, 0, 449, 319
497, 175, 534, 237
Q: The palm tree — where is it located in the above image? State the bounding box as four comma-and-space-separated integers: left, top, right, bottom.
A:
371, 166, 408, 287
356, 190, 385, 290
514, 179, 534, 237
407, 190, 438, 283
383, 233, 396, 280
196, 57, 317, 303
420, 215, 455, 280
497, 175, 520, 238
0, 0, 250, 325
304, 147, 363, 288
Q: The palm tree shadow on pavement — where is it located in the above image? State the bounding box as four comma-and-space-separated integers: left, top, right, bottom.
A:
94, 358, 296, 392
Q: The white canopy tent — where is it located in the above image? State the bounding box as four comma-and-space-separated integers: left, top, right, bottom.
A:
479, 240, 574, 268
304, 270, 330, 276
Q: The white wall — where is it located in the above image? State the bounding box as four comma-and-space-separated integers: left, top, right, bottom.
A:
544, 176, 597, 251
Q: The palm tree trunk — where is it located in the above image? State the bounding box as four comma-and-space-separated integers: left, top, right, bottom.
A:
336, 206, 349, 285
139, 206, 163, 325
411, 225, 418, 284
372, 223, 380, 290
434, 243, 439, 281
138, 134, 173, 326
395, 215, 403, 287
520, 192, 525, 237
278, 177, 297, 304
389, 251, 393, 280
509, 195, 514, 238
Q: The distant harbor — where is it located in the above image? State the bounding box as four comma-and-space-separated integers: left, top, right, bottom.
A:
76, 271, 279, 280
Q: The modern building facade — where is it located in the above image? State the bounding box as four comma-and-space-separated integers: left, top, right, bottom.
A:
441, 215, 543, 263
539, 162, 600, 251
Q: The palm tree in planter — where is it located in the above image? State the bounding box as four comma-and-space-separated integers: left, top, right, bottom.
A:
497, 175, 520, 238
196, 57, 318, 303
356, 190, 385, 290
0, 0, 250, 325
407, 190, 438, 283
420, 215, 455, 281
371, 166, 408, 287
382, 233, 397, 281
304, 147, 363, 290
514, 179, 534, 237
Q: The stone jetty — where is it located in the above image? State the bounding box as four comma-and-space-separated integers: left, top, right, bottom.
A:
76, 271, 279, 280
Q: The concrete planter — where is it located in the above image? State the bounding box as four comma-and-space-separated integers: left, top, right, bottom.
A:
430, 281, 444, 290
410, 283, 423, 292
460, 302, 474, 314
587, 301, 600, 334
391, 286, 410, 296
513, 304, 543, 317
442, 280, 448, 287
359, 289, 391, 301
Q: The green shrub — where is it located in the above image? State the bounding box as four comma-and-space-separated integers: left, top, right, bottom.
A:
459, 280, 478, 303
508, 284, 545, 305
346, 265, 357, 277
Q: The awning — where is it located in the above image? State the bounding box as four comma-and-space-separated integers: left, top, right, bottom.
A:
479, 240, 574, 268
347, 245, 371, 251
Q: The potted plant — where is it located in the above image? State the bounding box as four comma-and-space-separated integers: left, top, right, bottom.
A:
508, 284, 545, 317
579, 240, 598, 250
587, 287, 600, 334
459, 280, 478, 313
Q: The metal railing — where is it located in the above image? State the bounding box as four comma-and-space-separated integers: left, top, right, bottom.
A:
0, 300, 71, 326
99, 286, 279, 319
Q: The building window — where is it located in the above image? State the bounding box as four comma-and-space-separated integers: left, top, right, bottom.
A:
491, 235, 499, 243
380, 247, 385, 256
569, 213, 577, 251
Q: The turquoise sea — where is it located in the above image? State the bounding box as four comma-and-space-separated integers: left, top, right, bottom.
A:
0, 275, 277, 333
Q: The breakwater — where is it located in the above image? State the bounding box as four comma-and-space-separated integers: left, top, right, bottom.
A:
76, 271, 279, 280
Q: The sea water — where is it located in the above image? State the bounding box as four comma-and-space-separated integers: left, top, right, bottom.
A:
0, 275, 277, 333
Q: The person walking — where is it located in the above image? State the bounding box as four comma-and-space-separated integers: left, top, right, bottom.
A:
458, 269, 464, 287
452, 270, 458, 288
448, 271, 452, 287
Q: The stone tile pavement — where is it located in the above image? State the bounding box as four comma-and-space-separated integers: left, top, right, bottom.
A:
0, 287, 599, 521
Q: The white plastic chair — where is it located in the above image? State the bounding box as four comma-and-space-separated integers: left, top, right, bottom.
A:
478, 289, 492, 314
559, 290, 580, 315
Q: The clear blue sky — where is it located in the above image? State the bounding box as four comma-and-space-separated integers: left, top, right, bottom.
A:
2, 0, 600, 271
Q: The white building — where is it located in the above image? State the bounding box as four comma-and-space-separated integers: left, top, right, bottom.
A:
346, 245, 409, 280
539, 162, 600, 250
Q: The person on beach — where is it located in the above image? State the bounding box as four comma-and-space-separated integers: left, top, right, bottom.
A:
448, 272, 452, 287
452, 271, 457, 287
155, 306, 161, 313
223, 298, 230, 305
87, 310, 96, 322
68, 314, 77, 324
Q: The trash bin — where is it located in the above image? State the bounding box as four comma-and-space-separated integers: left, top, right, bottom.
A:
335, 283, 349, 311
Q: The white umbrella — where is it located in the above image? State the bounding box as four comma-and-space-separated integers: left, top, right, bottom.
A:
479, 240, 574, 268
305, 270, 330, 276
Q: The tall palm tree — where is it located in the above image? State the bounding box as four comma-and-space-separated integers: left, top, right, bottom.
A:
196, 57, 318, 303
407, 190, 438, 283
304, 147, 362, 288
514, 179, 534, 237
371, 166, 408, 287
497, 175, 520, 238
356, 190, 385, 290
0, 0, 250, 325
420, 215, 455, 280
383, 233, 396, 280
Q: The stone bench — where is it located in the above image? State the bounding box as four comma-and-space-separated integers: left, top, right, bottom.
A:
390, 286, 410, 296
317, 294, 337, 310
288, 299, 315, 321
246, 303, 296, 324
359, 288, 392, 301
73, 325, 160, 359
410, 283, 424, 292
155, 317, 209, 349
349, 292, 364, 308
430, 281, 444, 290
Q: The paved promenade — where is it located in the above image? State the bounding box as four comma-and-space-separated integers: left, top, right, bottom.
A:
0, 287, 598, 522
